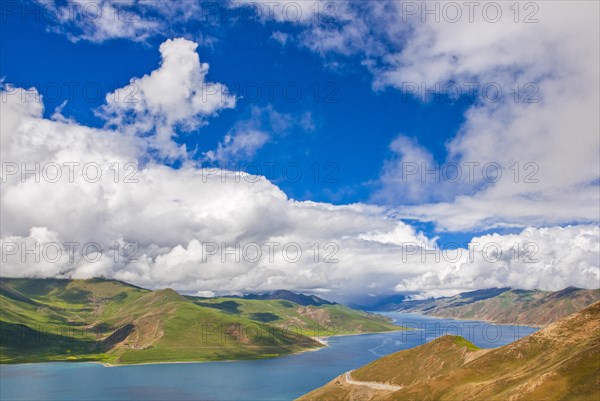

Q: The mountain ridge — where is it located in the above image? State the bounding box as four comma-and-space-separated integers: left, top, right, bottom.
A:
238, 289, 336, 306
364, 286, 600, 326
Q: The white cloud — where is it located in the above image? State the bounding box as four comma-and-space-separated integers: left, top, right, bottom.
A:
203, 105, 314, 164
38, 0, 164, 43
372, 135, 482, 205
100, 38, 235, 159
345, 2, 600, 232
204, 130, 269, 163
36, 0, 350, 44
231, 0, 342, 24
395, 225, 600, 299
270, 31, 290, 46
0, 83, 412, 299
2, 83, 598, 301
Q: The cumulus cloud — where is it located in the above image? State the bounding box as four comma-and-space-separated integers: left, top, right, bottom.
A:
0, 83, 417, 300
100, 38, 235, 159
395, 225, 600, 299
1, 81, 598, 301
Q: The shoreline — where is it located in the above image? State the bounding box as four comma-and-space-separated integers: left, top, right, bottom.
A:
0, 327, 409, 368
97, 327, 409, 367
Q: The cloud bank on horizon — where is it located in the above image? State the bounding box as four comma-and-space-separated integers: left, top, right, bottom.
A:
1, 1, 598, 301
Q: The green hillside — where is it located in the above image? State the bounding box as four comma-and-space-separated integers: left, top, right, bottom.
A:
0, 278, 401, 365
297, 301, 600, 401
192, 296, 401, 336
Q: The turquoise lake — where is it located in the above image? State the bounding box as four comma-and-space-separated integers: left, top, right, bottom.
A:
0, 312, 538, 400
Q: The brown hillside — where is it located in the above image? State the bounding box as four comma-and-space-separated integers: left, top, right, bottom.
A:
298, 301, 600, 401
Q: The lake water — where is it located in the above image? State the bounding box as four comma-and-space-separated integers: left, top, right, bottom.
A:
1, 312, 537, 401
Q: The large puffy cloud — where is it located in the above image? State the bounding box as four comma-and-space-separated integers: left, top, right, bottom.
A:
1, 80, 598, 302
101, 38, 235, 159
395, 225, 600, 299
2, 24, 599, 302
0, 82, 425, 301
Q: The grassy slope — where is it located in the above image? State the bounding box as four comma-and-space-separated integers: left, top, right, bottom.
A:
400, 287, 600, 326
297, 301, 600, 401
191, 296, 400, 337
297, 336, 484, 401
0, 278, 400, 364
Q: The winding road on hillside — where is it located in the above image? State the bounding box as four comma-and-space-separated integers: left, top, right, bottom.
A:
344, 370, 402, 391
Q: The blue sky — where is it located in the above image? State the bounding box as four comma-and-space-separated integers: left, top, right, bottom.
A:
1, 3, 476, 243
1, 1, 598, 300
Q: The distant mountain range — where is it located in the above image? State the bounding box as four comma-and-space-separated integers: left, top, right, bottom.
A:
361, 287, 600, 326
236, 289, 336, 307
297, 300, 600, 401
0, 278, 400, 365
